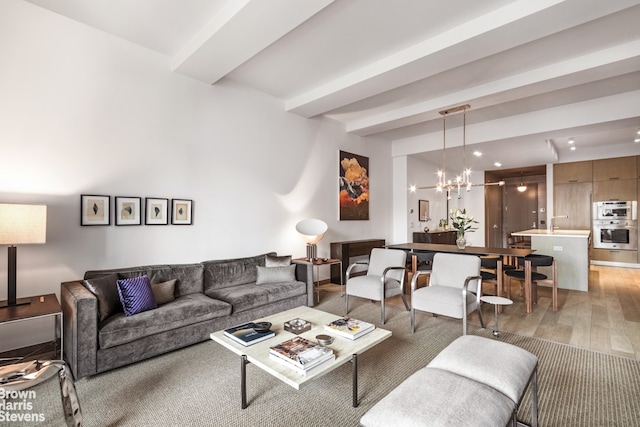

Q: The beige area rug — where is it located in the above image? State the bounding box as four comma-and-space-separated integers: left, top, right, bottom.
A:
10, 292, 640, 427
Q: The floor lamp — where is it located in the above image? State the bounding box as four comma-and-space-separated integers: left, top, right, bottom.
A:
295, 219, 328, 261
0, 203, 47, 308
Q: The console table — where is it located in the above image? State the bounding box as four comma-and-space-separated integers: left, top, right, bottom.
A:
330, 239, 385, 283
412, 230, 456, 244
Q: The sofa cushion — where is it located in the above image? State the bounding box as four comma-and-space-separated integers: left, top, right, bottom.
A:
209, 280, 306, 314
202, 253, 273, 295
85, 263, 203, 297
265, 254, 292, 267
151, 279, 176, 305
98, 293, 231, 349
256, 265, 296, 284
117, 275, 157, 316
83, 273, 121, 322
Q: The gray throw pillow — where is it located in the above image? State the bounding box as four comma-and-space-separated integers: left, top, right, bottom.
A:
265, 254, 292, 267
256, 265, 296, 284
151, 279, 176, 305
83, 273, 121, 322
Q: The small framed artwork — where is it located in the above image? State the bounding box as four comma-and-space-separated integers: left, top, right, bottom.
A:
145, 198, 169, 225
419, 200, 429, 221
171, 199, 193, 225
81, 195, 111, 226
115, 197, 142, 226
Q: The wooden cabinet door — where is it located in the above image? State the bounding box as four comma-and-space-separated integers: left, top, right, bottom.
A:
554, 161, 593, 184
554, 182, 593, 229
593, 157, 637, 181
593, 179, 637, 201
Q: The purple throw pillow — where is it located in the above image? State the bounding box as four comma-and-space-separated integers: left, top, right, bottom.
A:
117, 275, 157, 316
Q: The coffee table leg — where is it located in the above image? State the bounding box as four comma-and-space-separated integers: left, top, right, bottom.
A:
493, 304, 500, 337
241, 355, 248, 409
352, 354, 358, 407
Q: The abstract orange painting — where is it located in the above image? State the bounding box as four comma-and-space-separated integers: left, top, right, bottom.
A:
339, 151, 369, 220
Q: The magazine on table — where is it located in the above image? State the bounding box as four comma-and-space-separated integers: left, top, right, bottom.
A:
269, 353, 335, 376
269, 336, 334, 369
324, 316, 375, 340
223, 322, 275, 346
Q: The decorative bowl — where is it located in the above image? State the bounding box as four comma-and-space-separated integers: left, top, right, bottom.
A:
252, 322, 272, 333
316, 334, 333, 346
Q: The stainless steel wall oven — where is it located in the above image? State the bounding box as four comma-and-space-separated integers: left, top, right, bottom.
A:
593, 219, 637, 250
593, 201, 637, 221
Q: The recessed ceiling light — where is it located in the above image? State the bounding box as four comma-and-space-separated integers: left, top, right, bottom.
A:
473, 151, 482, 157
568, 138, 575, 144
494, 162, 502, 167
570, 146, 576, 151
635, 137, 640, 143
637, 130, 640, 135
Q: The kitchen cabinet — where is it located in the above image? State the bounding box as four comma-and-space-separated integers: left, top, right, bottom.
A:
553, 182, 592, 228
593, 179, 637, 202
554, 161, 592, 184
592, 248, 637, 264
593, 157, 636, 181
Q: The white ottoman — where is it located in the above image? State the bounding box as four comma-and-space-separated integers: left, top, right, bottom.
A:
361, 335, 538, 427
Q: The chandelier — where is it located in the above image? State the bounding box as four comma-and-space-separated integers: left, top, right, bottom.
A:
436, 104, 471, 197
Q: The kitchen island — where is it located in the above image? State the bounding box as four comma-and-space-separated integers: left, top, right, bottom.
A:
512, 229, 591, 292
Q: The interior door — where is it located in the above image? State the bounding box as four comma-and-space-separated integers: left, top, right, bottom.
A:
484, 185, 502, 247
504, 185, 538, 238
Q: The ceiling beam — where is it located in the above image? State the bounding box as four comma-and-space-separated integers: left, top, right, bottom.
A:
172, 0, 334, 84
346, 41, 640, 135
285, 0, 635, 119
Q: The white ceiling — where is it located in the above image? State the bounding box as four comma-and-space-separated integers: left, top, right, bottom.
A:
24, 0, 640, 175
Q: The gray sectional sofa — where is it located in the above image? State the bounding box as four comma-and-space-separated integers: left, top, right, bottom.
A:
61, 253, 313, 379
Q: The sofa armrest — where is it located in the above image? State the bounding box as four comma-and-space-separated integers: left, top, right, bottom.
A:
61, 280, 99, 379
294, 263, 314, 306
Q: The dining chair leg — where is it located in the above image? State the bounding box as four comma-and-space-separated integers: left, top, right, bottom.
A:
552, 260, 558, 312
525, 261, 533, 314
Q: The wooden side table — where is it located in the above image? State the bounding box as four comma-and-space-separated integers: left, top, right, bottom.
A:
0, 293, 63, 360
293, 258, 343, 303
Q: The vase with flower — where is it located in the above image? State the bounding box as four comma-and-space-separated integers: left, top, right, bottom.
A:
449, 208, 478, 249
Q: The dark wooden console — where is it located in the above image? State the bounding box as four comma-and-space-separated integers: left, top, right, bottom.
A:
412, 230, 456, 244
330, 239, 385, 283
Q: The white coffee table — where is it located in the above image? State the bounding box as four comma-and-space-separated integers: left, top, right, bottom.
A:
210, 305, 392, 409
480, 295, 513, 337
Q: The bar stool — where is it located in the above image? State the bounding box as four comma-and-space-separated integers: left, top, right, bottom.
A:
480, 256, 515, 297
504, 254, 557, 313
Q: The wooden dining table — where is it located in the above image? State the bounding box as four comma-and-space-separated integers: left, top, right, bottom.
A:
386, 243, 534, 312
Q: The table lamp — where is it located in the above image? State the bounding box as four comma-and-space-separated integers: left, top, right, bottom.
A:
0, 203, 47, 308
295, 219, 328, 261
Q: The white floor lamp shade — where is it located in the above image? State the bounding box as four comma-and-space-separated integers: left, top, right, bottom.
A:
295, 219, 328, 260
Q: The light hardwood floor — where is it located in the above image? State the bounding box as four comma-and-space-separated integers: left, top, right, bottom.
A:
320, 264, 640, 360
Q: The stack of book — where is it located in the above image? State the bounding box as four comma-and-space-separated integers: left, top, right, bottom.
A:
324, 316, 375, 340
269, 336, 335, 376
223, 322, 275, 346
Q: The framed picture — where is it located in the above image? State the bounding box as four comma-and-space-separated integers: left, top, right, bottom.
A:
115, 197, 142, 226
339, 150, 369, 220
145, 198, 169, 225
419, 200, 429, 221
171, 199, 193, 225
81, 195, 111, 226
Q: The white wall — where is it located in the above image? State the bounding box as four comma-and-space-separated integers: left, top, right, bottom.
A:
0, 0, 394, 351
